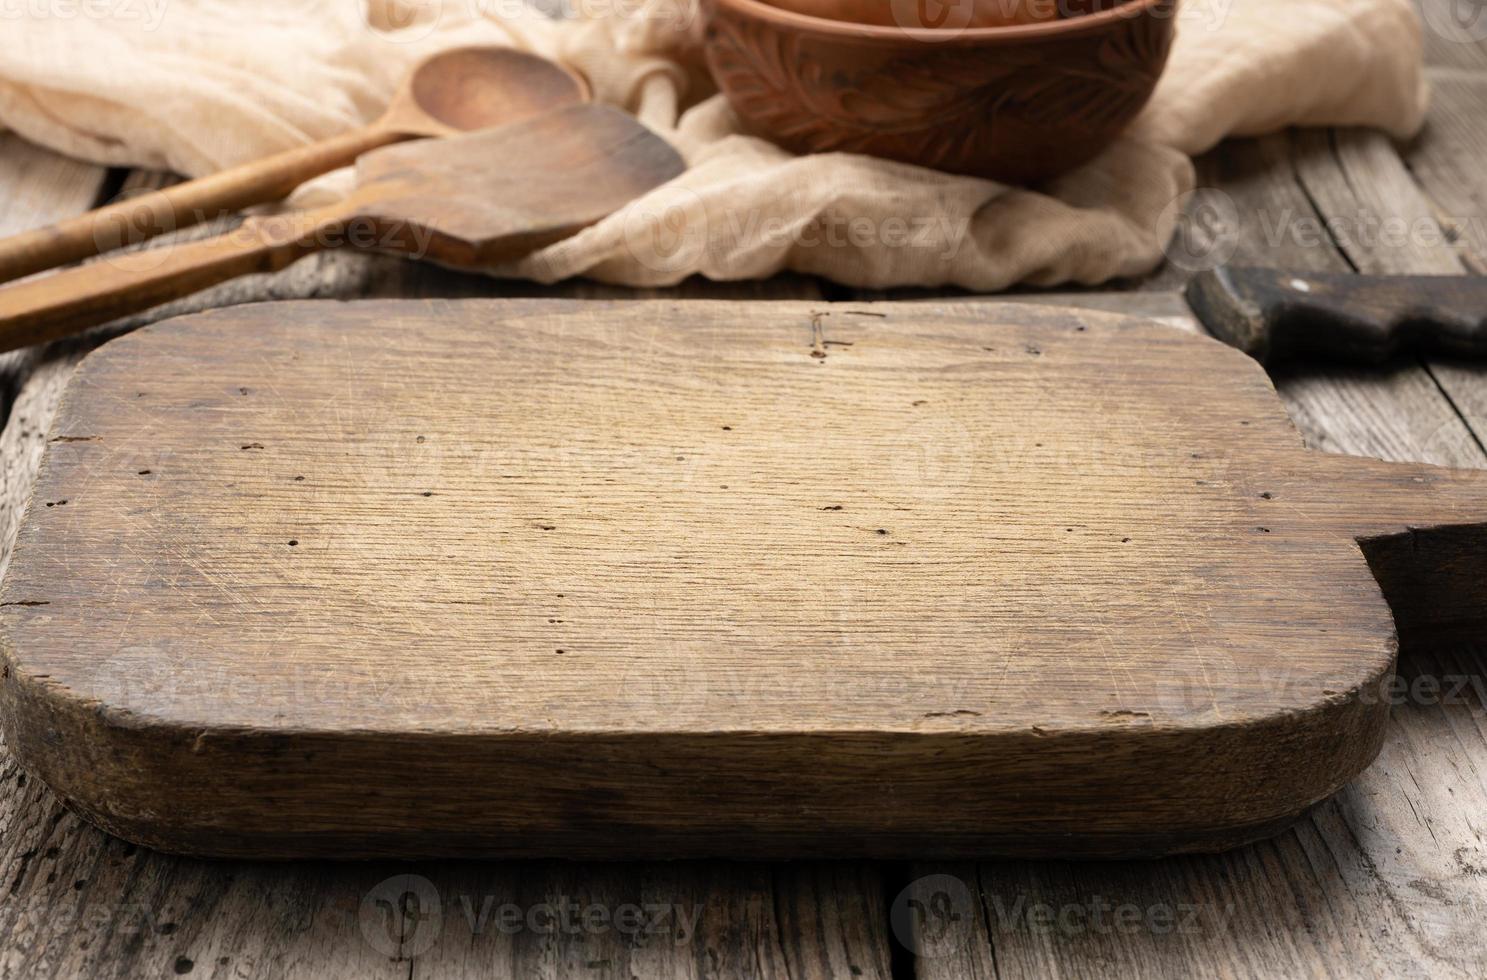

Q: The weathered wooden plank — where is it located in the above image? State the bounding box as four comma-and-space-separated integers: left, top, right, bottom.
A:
1292, 127, 1465, 276
911, 455, 1487, 980
912, 128, 1487, 979
1172, 132, 1484, 466
0, 56, 1480, 979
1398, 71, 1487, 444
1276, 122, 1487, 978
0, 161, 399, 980
1415, 0, 1487, 72
1405, 70, 1487, 273
1290, 124, 1487, 469
773, 865, 894, 980
0, 352, 883, 978
0, 147, 899, 980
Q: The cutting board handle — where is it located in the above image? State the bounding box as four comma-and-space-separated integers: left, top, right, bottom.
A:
0, 203, 350, 352
1307, 452, 1487, 653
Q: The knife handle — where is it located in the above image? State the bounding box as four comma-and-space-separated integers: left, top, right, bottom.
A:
1185, 267, 1487, 365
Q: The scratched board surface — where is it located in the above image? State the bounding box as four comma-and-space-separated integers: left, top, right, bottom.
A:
2, 299, 1485, 860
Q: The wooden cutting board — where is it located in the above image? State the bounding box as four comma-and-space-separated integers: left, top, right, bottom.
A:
3, 299, 1485, 860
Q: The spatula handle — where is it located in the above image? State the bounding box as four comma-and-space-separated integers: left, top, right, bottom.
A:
0, 126, 396, 287
0, 207, 346, 353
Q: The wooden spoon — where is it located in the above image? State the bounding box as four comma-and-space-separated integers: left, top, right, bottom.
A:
0, 47, 588, 286
0, 105, 684, 353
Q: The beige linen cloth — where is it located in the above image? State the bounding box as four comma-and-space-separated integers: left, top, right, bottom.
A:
0, 0, 1427, 290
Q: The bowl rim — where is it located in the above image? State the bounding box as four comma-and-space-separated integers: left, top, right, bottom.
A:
708, 0, 1174, 43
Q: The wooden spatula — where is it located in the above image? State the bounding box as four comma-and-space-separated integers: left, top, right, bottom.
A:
0, 48, 589, 286
0, 105, 683, 353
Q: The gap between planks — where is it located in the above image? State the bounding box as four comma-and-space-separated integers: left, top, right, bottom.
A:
5, 13, 1487, 970
907, 83, 1487, 978
0, 152, 914, 980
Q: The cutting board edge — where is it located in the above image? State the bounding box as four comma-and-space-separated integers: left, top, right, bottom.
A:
77, 294, 1269, 360
55, 805, 1327, 862
0, 652, 1390, 859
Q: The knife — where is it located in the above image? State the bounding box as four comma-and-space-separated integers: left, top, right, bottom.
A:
995, 266, 1487, 366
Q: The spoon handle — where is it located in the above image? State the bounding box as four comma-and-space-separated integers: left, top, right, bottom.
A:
0, 125, 401, 287
0, 203, 354, 353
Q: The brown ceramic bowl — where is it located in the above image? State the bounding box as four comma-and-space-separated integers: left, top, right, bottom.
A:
702, 0, 1177, 185
765, 0, 1062, 29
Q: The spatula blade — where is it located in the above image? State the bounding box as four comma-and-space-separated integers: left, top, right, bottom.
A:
351, 104, 686, 268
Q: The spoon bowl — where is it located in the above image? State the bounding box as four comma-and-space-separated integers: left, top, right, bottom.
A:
397, 47, 591, 136
0, 106, 684, 352
0, 47, 590, 286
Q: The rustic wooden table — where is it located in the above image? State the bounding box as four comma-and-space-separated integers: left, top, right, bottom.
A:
2, 4, 1485, 976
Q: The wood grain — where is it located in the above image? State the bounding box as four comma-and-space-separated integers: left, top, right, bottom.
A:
3, 1, 1487, 971
0, 106, 683, 352
1417, 0, 1487, 72
913, 116, 1487, 979
1406, 69, 1487, 274
0, 146, 893, 977
0, 48, 586, 287
3, 298, 1486, 861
